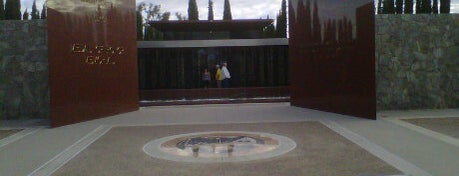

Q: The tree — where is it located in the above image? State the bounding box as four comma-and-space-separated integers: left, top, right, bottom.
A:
141, 3, 170, 40
223, 0, 232, 20
5, 0, 21, 20
275, 0, 287, 38
144, 26, 163, 40
381, 0, 395, 14
0, 0, 5, 20
40, 2, 46, 19
22, 8, 29, 20
136, 4, 144, 40
143, 4, 170, 21
31, 0, 39, 19
440, 0, 450, 13
416, 0, 421, 13
312, 0, 321, 44
377, 0, 383, 14
395, 0, 403, 13
263, 15, 275, 38
188, 0, 199, 21
417, 0, 433, 13
423, 0, 432, 13
208, 0, 214, 20
432, 0, 439, 13
161, 12, 170, 21
176, 12, 187, 20
404, 0, 414, 13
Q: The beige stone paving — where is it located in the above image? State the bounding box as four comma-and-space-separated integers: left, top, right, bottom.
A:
0, 130, 22, 140
53, 122, 401, 176
403, 117, 459, 139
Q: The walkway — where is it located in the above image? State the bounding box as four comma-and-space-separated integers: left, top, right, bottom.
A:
0, 103, 458, 175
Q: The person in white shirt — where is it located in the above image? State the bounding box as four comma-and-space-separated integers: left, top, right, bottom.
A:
221, 62, 231, 88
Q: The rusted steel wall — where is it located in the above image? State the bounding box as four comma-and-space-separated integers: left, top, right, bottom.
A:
47, 0, 139, 127
289, 0, 376, 119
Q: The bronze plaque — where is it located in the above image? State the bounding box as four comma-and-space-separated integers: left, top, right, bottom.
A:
289, 0, 375, 119
47, 0, 139, 127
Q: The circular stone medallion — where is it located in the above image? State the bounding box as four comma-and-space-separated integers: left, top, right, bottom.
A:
143, 131, 296, 163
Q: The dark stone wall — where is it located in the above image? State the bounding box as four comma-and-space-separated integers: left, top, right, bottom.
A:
376, 14, 459, 110
0, 20, 49, 120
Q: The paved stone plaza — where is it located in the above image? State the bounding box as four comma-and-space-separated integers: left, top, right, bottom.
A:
1, 103, 459, 175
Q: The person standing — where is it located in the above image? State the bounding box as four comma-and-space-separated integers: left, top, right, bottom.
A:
202, 68, 211, 88
221, 62, 231, 88
215, 64, 224, 88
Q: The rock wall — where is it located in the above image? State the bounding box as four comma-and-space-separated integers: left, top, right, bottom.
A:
376, 14, 459, 110
0, 20, 49, 120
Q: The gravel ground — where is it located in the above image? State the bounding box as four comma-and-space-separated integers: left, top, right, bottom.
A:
403, 117, 459, 139
53, 122, 401, 176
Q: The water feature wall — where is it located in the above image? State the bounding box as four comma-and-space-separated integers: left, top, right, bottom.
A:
138, 46, 289, 89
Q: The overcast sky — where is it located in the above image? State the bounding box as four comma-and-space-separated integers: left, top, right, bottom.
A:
21, 0, 459, 18
137, 0, 283, 20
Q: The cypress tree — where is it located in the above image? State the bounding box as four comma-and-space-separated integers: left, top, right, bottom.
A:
382, 0, 395, 14
0, 0, 5, 20
432, 0, 439, 13
208, 0, 214, 20
275, 0, 287, 38
424, 0, 432, 13
4, 0, 11, 19
417, 0, 433, 13
31, 0, 39, 19
40, 2, 46, 19
136, 5, 144, 40
13, 0, 19, 19
440, 0, 450, 13
5, 0, 21, 20
188, 0, 199, 21
395, 0, 403, 13
377, 0, 383, 14
416, 0, 422, 13
223, 0, 232, 20
22, 8, 29, 20
404, 0, 414, 13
